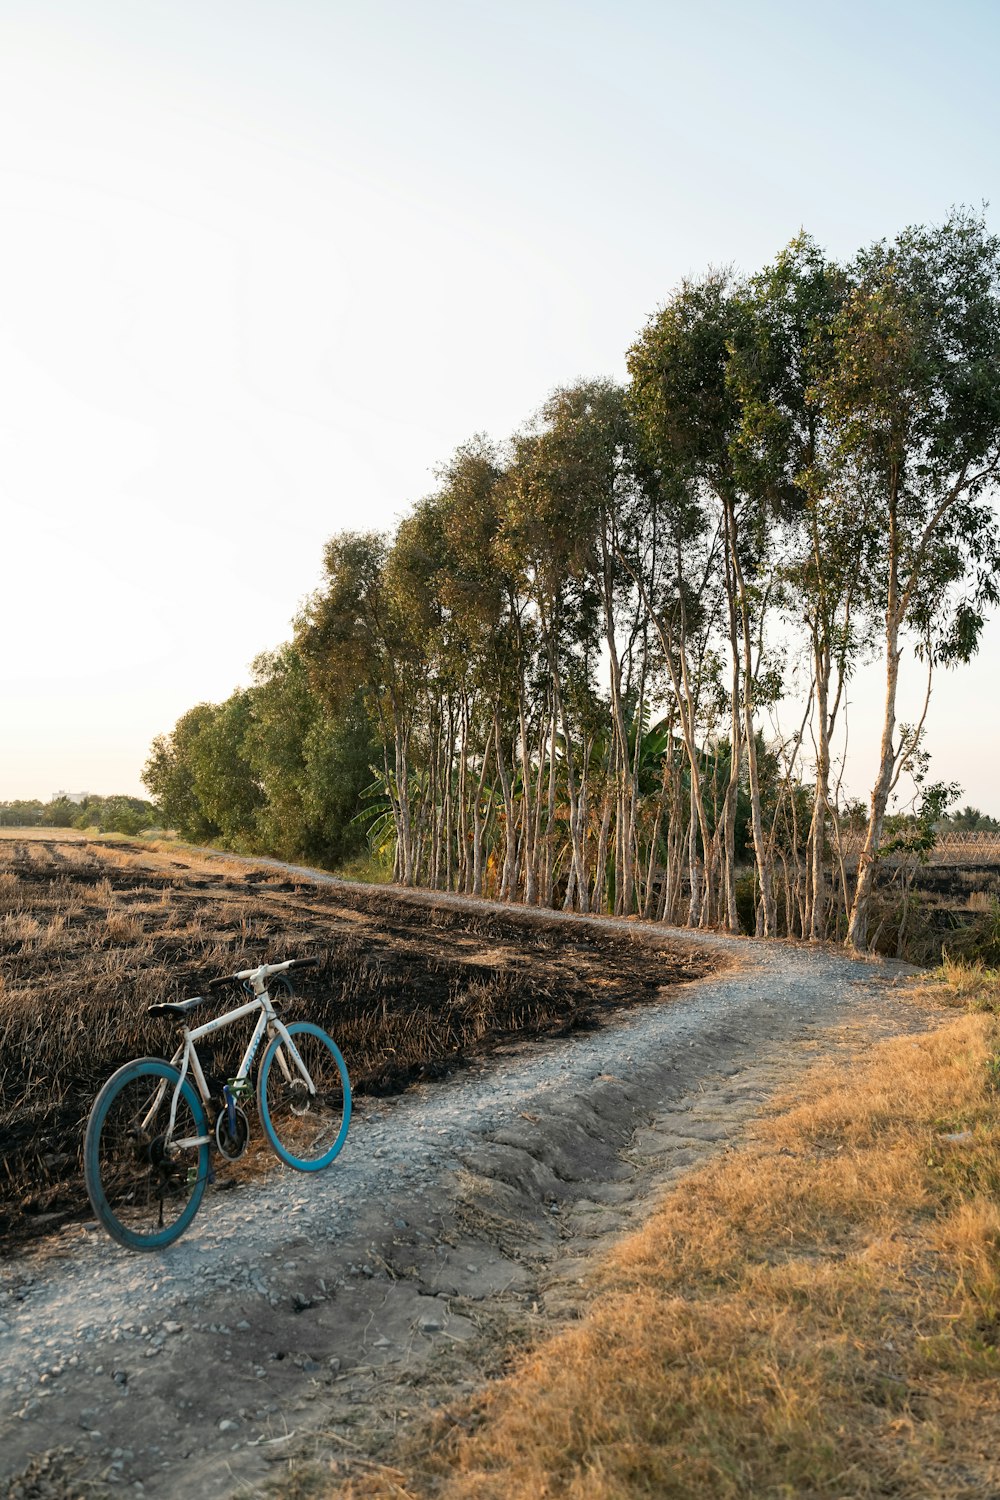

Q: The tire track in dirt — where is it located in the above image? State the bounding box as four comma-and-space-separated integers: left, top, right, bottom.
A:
0, 869, 941, 1500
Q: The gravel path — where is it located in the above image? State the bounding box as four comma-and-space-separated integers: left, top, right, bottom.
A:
0, 879, 940, 1499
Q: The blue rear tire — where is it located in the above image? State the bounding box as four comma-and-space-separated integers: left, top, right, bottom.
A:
84, 1057, 209, 1250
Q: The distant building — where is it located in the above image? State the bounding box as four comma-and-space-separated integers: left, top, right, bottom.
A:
51, 790, 89, 804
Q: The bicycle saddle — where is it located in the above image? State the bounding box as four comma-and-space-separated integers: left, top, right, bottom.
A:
147, 996, 207, 1017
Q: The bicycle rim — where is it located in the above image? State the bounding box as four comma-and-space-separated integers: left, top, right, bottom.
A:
84, 1058, 209, 1250
257, 1022, 351, 1171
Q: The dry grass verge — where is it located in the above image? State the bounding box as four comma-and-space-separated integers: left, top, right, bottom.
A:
935, 954, 1000, 1010
334, 999, 1000, 1497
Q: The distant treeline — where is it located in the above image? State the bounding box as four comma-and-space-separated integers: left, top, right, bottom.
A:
146, 211, 1000, 952
0, 795, 158, 836
940, 807, 1000, 833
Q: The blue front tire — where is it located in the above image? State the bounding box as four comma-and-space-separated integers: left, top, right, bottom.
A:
257, 1022, 351, 1171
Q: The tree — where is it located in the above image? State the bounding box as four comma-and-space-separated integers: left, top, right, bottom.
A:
941, 805, 1000, 832
823, 211, 1000, 948
0, 800, 44, 826
299, 693, 377, 867
629, 270, 786, 934
298, 531, 428, 883
142, 703, 223, 841
243, 644, 321, 860
241, 644, 375, 867
501, 381, 662, 914
145, 215, 1000, 955
405, 439, 513, 897
43, 796, 80, 828
184, 690, 263, 847
73, 795, 158, 835
727, 234, 859, 939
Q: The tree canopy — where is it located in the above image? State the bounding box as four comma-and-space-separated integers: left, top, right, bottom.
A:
145, 211, 1000, 952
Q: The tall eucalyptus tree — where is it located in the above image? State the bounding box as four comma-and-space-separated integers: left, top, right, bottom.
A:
393, 439, 511, 896
629, 272, 785, 932
821, 212, 1000, 949
499, 400, 604, 908
503, 380, 658, 913
727, 235, 859, 938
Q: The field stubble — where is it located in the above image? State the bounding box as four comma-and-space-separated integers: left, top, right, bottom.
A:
0, 838, 713, 1250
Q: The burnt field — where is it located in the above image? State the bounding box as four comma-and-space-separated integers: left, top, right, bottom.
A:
0, 839, 715, 1250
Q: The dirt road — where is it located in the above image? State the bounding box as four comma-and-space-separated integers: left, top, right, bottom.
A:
1, 884, 938, 1499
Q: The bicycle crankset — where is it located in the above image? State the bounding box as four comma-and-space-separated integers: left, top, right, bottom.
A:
214, 1105, 250, 1161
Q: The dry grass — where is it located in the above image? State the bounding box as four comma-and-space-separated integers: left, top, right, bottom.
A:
0, 826, 90, 841
935, 954, 1000, 1010
334, 1011, 1000, 1499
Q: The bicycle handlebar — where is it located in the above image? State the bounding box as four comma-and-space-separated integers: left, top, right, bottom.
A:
207, 957, 318, 992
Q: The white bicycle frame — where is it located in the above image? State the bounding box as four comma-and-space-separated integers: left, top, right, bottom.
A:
147, 961, 316, 1154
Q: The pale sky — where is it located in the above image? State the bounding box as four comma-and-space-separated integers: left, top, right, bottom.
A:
2, 0, 999, 812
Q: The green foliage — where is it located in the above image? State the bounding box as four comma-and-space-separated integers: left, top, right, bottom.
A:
144, 211, 1000, 938
142, 703, 223, 842
243, 644, 320, 859
297, 694, 377, 867
825, 210, 1000, 660
141, 645, 375, 868
941, 806, 1000, 832
880, 775, 961, 864
188, 691, 263, 847
73, 795, 158, 836
249, 643, 377, 867
297, 529, 408, 728
734, 872, 757, 935
44, 796, 82, 827
0, 796, 156, 834
0, 800, 45, 827
627, 268, 739, 480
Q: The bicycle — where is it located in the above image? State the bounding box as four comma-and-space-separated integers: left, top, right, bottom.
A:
83, 957, 351, 1251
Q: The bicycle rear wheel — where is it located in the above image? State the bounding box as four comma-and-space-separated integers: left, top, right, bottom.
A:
84, 1057, 209, 1250
257, 1021, 351, 1171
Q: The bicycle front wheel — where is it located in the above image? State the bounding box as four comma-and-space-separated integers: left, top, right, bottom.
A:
84, 1057, 209, 1250
257, 1021, 351, 1171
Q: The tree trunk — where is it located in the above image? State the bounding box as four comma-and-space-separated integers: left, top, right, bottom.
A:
848, 500, 901, 951
807, 651, 830, 940
847, 626, 900, 948
495, 721, 517, 901
727, 501, 776, 938
471, 719, 494, 898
